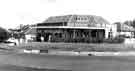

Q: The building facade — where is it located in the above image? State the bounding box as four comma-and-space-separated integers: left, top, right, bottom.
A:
26, 15, 117, 43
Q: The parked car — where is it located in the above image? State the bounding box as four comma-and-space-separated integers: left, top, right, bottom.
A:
3, 41, 16, 46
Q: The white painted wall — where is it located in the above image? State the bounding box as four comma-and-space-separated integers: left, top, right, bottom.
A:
25, 34, 36, 43
117, 32, 134, 37
105, 24, 117, 38
124, 38, 135, 44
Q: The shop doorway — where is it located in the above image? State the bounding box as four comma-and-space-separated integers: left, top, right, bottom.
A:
44, 33, 52, 42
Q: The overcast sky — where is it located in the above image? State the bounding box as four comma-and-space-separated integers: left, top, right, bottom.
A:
0, 0, 135, 29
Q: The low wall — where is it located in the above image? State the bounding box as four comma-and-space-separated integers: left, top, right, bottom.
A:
48, 50, 79, 56
20, 49, 135, 56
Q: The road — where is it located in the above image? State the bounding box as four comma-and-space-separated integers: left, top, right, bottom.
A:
0, 50, 135, 71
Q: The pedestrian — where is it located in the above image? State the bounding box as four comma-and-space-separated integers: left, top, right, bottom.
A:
41, 36, 44, 42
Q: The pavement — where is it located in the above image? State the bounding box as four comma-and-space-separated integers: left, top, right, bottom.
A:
15, 42, 135, 52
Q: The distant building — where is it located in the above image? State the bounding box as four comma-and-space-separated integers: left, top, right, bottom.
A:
116, 23, 135, 38
8, 24, 31, 44
25, 26, 37, 43
25, 15, 117, 43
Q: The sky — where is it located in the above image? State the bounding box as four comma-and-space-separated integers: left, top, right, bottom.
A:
0, 0, 135, 29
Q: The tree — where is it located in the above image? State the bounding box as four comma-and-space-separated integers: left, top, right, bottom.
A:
132, 20, 135, 28
124, 21, 132, 26
0, 27, 10, 42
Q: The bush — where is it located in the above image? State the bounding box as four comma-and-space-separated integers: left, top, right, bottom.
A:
0, 27, 10, 42
63, 37, 104, 43
103, 37, 125, 43
83, 37, 92, 43
51, 37, 64, 42
51, 36, 105, 43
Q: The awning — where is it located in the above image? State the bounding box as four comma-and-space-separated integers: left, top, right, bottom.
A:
39, 30, 62, 33
32, 26, 106, 30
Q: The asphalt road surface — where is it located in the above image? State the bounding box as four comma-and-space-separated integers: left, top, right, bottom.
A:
1, 50, 135, 71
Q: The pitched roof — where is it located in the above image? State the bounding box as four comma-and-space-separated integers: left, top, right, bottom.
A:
42, 15, 110, 25
24, 27, 37, 35
43, 15, 72, 23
